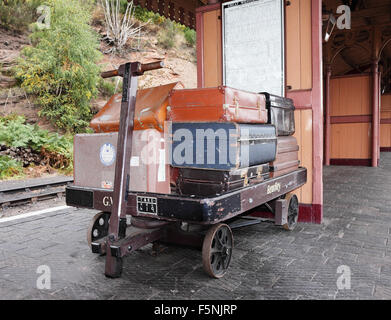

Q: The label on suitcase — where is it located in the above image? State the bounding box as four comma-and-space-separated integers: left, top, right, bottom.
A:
261, 92, 295, 136
170, 122, 277, 170
168, 86, 268, 124
177, 164, 271, 196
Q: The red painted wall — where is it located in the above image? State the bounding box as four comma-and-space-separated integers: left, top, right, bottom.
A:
196, 0, 323, 223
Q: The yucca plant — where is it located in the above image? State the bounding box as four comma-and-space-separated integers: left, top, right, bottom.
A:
100, 0, 148, 53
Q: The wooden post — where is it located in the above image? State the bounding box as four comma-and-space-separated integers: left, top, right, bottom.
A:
371, 27, 381, 167
311, 0, 323, 223
379, 70, 382, 160
324, 64, 332, 166
196, 9, 204, 88
372, 60, 379, 167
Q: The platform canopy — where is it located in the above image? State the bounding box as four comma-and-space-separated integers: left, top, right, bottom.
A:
323, 0, 391, 92
129, 0, 209, 29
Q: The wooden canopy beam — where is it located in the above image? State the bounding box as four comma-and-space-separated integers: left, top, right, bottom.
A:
129, 0, 208, 29
339, 49, 362, 72
349, 5, 391, 19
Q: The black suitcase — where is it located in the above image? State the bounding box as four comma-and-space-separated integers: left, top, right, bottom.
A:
261, 92, 295, 136
176, 163, 270, 196
170, 122, 277, 170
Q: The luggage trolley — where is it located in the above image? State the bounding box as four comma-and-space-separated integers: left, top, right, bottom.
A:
65, 61, 307, 278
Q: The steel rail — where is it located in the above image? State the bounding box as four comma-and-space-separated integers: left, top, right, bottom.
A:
0, 176, 73, 207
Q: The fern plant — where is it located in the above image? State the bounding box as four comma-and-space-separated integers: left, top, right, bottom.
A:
0, 115, 73, 171
0, 156, 24, 179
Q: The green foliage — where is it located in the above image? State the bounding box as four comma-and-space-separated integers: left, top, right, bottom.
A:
98, 76, 122, 97
132, 4, 165, 24
119, 3, 196, 49
0, 113, 22, 123
98, 78, 117, 97
134, 6, 195, 49
0, 156, 24, 179
0, 115, 73, 171
0, 0, 43, 32
157, 20, 177, 49
184, 28, 196, 47
14, 0, 102, 133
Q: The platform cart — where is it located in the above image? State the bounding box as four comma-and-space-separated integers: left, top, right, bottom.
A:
65, 61, 307, 278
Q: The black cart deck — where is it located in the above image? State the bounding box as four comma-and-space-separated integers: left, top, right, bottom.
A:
66, 167, 306, 224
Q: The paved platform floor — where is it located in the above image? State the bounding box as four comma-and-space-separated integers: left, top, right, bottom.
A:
1, 153, 391, 300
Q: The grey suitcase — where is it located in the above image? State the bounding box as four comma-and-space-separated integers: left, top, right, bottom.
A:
170, 122, 277, 170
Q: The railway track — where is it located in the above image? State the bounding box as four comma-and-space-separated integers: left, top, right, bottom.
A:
0, 176, 73, 208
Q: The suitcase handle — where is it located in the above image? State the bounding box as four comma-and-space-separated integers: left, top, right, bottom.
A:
101, 61, 164, 78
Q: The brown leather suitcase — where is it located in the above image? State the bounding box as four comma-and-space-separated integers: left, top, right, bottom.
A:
270, 136, 299, 176
270, 164, 299, 178
272, 151, 298, 167
167, 86, 268, 123
176, 164, 270, 197
90, 82, 182, 133
274, 136, 299, 153
73, 130, 171, 194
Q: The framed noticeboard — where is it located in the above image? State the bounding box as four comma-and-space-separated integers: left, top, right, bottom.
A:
222, 0, 285, 96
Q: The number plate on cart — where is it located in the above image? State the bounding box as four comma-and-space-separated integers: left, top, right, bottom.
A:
137, 196, 158, 215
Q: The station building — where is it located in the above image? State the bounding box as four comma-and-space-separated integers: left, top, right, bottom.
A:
130, 0, 391, 224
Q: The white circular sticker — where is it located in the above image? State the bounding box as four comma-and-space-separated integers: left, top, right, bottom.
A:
100, 143, 116, 166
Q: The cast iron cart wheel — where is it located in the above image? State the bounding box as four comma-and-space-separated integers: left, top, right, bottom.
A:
282, 193, 299, 231
87, 212, 110, 247
202, 223, 233, 279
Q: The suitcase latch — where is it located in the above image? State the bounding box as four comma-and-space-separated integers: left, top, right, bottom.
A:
257, 100, 264, 118
233, 97, 240, 117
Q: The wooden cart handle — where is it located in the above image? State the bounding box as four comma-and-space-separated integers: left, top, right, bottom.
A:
140, 61, 164, 73
101, 61, 164, 78
101, 69, 119, 79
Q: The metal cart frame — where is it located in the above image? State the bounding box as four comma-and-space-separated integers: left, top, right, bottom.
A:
65, 61, 307, 278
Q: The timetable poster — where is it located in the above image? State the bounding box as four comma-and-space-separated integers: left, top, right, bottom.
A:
223, 0, 285, 96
